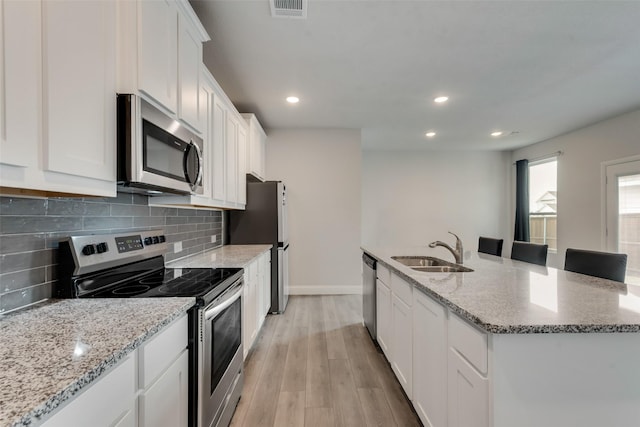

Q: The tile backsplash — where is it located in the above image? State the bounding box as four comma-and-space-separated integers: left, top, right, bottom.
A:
0, 193, 224, 314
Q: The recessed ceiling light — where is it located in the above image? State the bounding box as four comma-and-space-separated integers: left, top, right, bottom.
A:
491, 131, 503, 137
434, 96, 449, 103
286, 96, 299, 104
425, 131, 436, 138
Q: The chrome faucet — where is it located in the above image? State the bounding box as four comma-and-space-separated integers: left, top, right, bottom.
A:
429, 231, 464, 264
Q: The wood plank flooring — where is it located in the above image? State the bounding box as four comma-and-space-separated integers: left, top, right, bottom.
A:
230, 295, 421, 427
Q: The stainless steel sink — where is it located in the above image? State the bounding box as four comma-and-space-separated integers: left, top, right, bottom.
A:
391, 256, 473, 273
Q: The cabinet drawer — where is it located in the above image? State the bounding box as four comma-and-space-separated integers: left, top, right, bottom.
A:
139, 315, 188, 389
448, 313, 488, 375
377, 263, 390, 285
391, 273, 413, 306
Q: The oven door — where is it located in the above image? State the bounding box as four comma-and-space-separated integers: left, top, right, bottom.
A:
201, 280, 243, 427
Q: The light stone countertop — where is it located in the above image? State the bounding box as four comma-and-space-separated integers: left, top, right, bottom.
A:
0, 297, 194, 427
363, 246, 640, 334
167, 244, 272, 269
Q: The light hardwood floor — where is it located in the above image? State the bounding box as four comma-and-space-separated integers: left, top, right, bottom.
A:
230, 295, 422, 427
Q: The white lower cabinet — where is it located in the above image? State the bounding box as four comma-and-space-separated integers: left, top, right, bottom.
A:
42, 356, 136, 427
447, 348, 489, 427
242, 251, 271, 359
413, 289, 447, 427
376, 278, 391, 357
391, 291, 413, 399
139, 351, 189, 427
41, 315, 188, 427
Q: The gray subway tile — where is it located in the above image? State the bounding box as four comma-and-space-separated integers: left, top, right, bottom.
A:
110, 204, 149, 217
133, 217, 165, 228
196, 223, 212, 231
83, 217, 134, 231
0, 234, 46, 254
177, 208, 196, 217
0, 249, 53, 275
0, 267, 46, 293
0, 197, 47, 216
166, 216, 189, 225
0, 216, 83, 234
132, 194, 148, 205
0, 282, 53, 314
177, 224, 198, 233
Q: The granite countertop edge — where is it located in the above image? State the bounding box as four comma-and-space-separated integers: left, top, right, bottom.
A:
364, 248, 640, 335
9, 298, 194, 427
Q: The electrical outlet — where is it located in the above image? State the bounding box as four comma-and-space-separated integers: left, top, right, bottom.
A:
174, 241, 182, 253
211, 235, 216, 243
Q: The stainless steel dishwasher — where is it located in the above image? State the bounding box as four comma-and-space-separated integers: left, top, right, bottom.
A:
362, 253, 377, 342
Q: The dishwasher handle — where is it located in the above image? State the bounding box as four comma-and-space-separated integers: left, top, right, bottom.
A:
362, 253, 377, 270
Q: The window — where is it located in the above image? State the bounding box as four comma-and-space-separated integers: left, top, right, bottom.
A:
529, 158, 557, 250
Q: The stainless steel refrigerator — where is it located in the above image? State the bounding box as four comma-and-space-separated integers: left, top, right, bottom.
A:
228, 180, 289, 313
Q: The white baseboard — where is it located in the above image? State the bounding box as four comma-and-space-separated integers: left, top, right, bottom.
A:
289, 285, 362, 295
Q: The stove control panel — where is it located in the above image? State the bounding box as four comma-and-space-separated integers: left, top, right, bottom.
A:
64, 229, 168, 275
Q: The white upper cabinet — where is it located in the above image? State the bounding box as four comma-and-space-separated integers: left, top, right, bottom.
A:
241, 114, 267, 182
0, 0, 116, 197
119, 0, 208, 133
177, 12, 203, 131
151, 69, 247, 210
43, 0, 116, 182
138, 0, 178, 114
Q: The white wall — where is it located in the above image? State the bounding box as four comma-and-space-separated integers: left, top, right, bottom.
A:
362, 150, 511, 258
511, 109, 640, 269
266, 129, 362, 295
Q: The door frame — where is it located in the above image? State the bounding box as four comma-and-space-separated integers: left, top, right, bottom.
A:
601, 154, 640, 250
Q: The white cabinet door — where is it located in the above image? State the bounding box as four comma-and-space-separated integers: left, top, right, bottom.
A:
138, 0, 177, 113
391, 292, 413, 399
237, 122, 248, 207
0, 0, 39, 169
413, 290, 447, 427
447, 348, 489, 427
42, 0, 116, 182
242, 113, 267, 181
376, 278, 392, 357
211, 93, 227, 204
242, 262, 257, 359
177, 13, 201, 131
225, 114, 239, 205
42, 356, 136, 427
139, 350, 189, 427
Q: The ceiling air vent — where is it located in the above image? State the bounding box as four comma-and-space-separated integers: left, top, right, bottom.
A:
270, 0, 307, 19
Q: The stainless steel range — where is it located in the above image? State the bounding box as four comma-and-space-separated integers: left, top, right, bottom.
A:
56, 229, 243, 427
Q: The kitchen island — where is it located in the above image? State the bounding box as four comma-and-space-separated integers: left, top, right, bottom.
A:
363, 246, 640, 427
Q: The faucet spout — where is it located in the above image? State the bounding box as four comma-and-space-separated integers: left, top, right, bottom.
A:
428, 231, 464, 264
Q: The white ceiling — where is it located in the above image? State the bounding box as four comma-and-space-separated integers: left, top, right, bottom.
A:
190, 0, 640, 151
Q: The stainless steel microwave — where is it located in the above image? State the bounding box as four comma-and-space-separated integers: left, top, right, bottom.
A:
117, 94, 204, 195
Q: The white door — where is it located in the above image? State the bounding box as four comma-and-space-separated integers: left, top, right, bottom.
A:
605, 158, 640, 285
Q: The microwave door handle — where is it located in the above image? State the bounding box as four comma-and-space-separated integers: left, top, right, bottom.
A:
183, 141, 203, 192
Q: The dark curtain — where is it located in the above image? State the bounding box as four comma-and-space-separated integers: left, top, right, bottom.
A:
514, 159, 530, 242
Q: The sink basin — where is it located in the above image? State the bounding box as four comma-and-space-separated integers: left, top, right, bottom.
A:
391, 256, 474, 273
391, 256, 449, 267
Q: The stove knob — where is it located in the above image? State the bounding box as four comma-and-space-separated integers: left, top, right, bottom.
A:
158, 235, 166, 243
96, 242, 108, 254
152, 236, 159, 244
82, 244, 96, 256
144, 237, 152, 245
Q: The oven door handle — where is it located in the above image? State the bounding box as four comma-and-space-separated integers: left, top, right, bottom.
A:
204, 282, 243, 320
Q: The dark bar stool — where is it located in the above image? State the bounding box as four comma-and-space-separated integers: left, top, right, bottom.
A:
511, 241, 548, 266
564, 248, 627, 282
478, 237, 504, 257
